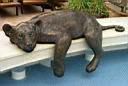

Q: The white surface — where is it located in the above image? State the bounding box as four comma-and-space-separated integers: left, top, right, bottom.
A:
0, 17, 128, 73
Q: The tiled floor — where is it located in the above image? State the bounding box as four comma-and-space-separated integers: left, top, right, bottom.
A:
0, 6, 52, 31
0, 1, 69, 31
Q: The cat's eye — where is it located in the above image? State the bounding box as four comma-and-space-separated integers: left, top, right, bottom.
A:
29, 32, 33, 37
18, 34, 24, 40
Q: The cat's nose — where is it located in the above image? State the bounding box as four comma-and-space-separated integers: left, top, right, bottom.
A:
27, 44, 32, 48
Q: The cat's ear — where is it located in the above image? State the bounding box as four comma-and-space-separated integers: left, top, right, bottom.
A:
33, 20, 42, 32
2, 24, 15, 37
34, 20, 42, 26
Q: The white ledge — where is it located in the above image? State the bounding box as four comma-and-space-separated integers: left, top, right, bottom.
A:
0, 17, 128, 73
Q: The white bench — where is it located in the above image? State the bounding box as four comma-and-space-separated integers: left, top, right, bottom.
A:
0, 17, 128, 76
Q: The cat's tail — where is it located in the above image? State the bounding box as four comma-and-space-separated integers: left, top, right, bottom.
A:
102, 25, 125, 32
